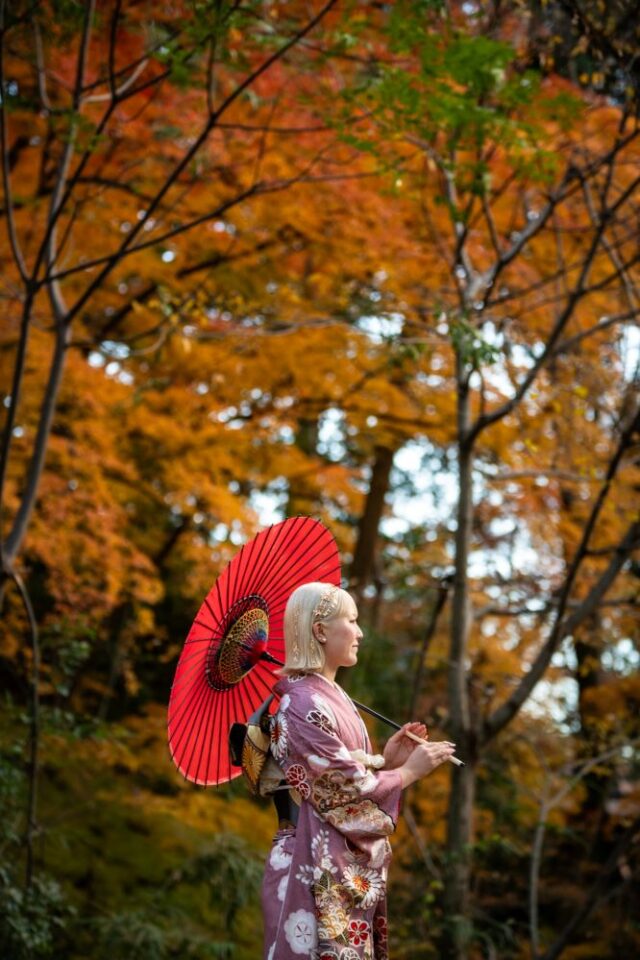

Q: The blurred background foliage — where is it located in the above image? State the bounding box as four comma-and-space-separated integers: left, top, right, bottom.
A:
1, 1, 639, 958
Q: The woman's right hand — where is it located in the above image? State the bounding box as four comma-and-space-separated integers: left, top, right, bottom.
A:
399, 740, 456, 787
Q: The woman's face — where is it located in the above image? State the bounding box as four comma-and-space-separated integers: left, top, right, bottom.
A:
317, 597, 363, 672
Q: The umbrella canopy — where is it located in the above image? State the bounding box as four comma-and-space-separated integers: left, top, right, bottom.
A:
168, 516, 341, 785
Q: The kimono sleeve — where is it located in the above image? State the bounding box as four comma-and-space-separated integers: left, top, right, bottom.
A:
274, 691, 403, 839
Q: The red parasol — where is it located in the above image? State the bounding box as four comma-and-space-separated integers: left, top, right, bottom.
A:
167, 516, 341, 786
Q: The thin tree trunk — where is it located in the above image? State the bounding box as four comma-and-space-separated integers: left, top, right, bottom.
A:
0, 292, 35, 571
11, 571, 40, 888
286, 416, 320, 517
443, 366, 476, 959
529, 799, 550, 960
407, 578, 451, 722
349, 444, 396, 605
4, 324, 70, 564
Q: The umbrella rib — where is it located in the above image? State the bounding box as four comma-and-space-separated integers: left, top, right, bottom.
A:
235, 520, 271, 603
169, 648, 213, 731
216, 682, 230, 785
228, 679, 246, 782
266, 519, 329, 594
168, 644, 215, 715
264, 551, 340, 613
190, 616, 224, 634
250, 516, 310, 600
202, 594, 225, 632
245, 516, 290, 599
168, 649, 206, 710
169, 668, 209, 752
227, 540, 244, 616
226, 680, 242, 780
180, 670, 215, 783
181, 628, 224, 649
209, 689, 228, 785
223, 542, 234, 627
243, 663, 265, 706
250, 660, 278, 701
169, 670, 210, 771
214, 574, 226, 631
194, 666, 217, 785
268, 538, 340, 592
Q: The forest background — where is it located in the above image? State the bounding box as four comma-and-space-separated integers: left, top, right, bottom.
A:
1, 1, 639, 958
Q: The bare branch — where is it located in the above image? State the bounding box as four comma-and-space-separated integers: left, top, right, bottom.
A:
476, 468, 600, 484
83, 58, 149, 103
31, 14, 52, 111
553, 308, 639, 354
46, 166, 383, 287
4, 324, 72, 564
408, 578, 452, 721
482, 127, 640, 308
483, 405, 640, 743
0, 1, 28, 282
0, 294, 36, 569
51, 0, 339, 325
583, 178, 640, 313
468, 174, 640, 444
528, 742, 635, 959
539, 817, 640, 960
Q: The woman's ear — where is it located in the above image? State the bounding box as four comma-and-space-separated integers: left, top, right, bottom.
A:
312, 622, 326, 644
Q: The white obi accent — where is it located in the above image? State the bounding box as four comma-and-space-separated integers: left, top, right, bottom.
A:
349, 749, 385, 769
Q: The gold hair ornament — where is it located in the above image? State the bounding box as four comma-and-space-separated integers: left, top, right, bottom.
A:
312, 584, 340, 622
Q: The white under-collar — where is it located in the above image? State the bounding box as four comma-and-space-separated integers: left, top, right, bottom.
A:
313, 672, 338, 689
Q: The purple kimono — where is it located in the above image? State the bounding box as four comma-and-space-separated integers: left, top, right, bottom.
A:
261, 673, 403, 960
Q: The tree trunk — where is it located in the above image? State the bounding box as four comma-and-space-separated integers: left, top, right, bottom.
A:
444, 758, 477, 957
443, 367, 475, 959
5, 324, 70, 564
286, 416, 320, 518
349, 444, 396, 605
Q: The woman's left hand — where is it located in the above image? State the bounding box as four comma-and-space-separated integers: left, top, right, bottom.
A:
383, 722, 428, 769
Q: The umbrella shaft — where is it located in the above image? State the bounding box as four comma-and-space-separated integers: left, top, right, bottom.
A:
261, 652, 403, 730
260, 652, 464, 766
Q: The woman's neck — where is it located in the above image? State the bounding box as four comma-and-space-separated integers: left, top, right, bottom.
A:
317, 667, 337, 686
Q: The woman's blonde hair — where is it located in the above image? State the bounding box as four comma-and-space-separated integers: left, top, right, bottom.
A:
278, 581, 353, 675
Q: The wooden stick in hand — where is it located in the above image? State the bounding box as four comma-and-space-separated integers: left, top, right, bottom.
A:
405, 729, 465, 766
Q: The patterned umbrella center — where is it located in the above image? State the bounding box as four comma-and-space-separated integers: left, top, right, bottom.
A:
205, 595, 270, 691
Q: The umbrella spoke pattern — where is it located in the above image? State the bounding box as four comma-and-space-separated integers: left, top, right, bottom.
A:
168, 517, 341, 785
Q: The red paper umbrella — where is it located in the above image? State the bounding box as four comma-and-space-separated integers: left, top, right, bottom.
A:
167, 516, 341, 786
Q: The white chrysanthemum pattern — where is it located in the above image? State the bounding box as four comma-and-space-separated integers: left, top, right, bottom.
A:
343, 864, 384, 908
269, 839, 292, 870
277, 873, 289, 902
284, 909, 317, 954
270, 712, 289, 761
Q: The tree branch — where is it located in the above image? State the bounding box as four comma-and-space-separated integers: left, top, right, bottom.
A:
468, 173, 640, 445
483, 406, 640, 743
539, 818, 640, 960
0, 0, 28, 282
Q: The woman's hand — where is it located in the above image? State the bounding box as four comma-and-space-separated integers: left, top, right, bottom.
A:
399, 740, 456, 787
383, 722, 428, 770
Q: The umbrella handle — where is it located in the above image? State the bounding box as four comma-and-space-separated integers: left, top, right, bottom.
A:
260, 653, 464, 766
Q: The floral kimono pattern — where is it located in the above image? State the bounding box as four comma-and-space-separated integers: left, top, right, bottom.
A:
262, 673, 403, 960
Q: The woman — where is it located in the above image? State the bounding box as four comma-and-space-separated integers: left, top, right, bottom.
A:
261, 581, 455, 959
